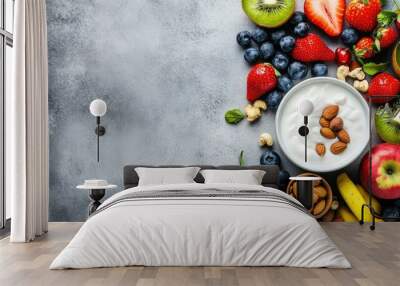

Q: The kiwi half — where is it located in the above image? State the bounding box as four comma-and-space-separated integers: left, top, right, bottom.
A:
242, 0, 296, 28
375, 102, 400, 144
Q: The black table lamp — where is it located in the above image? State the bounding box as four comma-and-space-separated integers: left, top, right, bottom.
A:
298, 99, 314, 162
89, 99, 107, 162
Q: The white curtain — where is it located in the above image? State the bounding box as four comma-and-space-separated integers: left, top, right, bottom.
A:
9, 0, 49, 242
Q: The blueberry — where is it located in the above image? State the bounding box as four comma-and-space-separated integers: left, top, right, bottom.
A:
293, 22, 310, 37
290, 11, 307, 26
271, 30, 286, 45
279, 35, 295, 53
277, 75, 294, 92
266, 90, 283, 110
311, 63, 328, 77
288, 61, 308, 80
341, 28, 359, 46
244, 47, 260, 65
272, 52, 289, 72
236, 31, 252, 48
260, 149, 281, 166
259, 42, 275, 60
251, 28, 268, 44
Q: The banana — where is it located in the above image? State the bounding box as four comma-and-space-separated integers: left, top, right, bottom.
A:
337, 173, 383, 222
356, 184, 382, 215
337, 206, 358, 222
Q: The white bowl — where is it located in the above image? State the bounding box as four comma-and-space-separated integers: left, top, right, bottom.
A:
275, 77, 369, 172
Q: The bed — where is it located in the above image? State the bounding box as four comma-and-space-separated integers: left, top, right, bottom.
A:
50, 165, 351, 269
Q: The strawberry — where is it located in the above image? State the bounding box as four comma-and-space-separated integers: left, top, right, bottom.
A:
304, 0, 345, 37
368, 72, 400, 103
345, 0, 381, 32
354, 37, 375, 59
247, 63, 277, 102
375, 26, 398, 50
291, 33, 335, 62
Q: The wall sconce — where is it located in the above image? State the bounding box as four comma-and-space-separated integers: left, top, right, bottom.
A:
89, 99, 107, 162
298, 99, 314, 163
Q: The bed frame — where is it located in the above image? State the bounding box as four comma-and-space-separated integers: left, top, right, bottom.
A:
123, 165, 281, 190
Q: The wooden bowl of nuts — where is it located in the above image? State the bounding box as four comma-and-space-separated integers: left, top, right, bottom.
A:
286, 173, 333, 219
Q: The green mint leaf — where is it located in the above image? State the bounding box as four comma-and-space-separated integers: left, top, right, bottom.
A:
377, 10, 397, 26
225, 108, 244, 124
239, 150, 245, 166
363, 62, 388, 76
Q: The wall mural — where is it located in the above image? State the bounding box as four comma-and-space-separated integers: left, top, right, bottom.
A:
224, 0, 400, 222
47, 0, 399, 222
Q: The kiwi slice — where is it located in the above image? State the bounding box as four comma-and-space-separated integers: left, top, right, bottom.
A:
242, 0, 296, 28
375, 102, 400, 144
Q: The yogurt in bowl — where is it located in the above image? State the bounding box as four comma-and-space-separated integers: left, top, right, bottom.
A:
275, 77, 369, 172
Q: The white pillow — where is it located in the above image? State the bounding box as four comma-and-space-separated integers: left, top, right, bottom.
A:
200, 169, 266, 185
135, 167, 201, 186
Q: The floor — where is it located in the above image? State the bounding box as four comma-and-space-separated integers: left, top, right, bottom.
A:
0, 223, 399, 286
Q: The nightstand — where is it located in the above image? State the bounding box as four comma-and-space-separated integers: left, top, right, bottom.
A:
77, 180, 117, 215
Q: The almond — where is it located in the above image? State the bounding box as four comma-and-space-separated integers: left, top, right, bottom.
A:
312, 199, 326, 216
319, 116, 330, 128
320, 128, 336, 139
314, 186, 327, 199
337, 129, 350, 143
330, 141, 347, 154
322, 105, 339, 120
329, 117, 344, 132
315, 143, 326, 157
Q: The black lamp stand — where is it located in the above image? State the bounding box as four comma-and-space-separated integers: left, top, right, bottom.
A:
95, 116, 105, 162
298, 116, 309, 162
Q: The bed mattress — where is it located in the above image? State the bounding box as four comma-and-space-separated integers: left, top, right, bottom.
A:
50, 183, 350, 269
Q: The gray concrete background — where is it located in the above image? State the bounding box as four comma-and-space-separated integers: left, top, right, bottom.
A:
47, 0, 372, 221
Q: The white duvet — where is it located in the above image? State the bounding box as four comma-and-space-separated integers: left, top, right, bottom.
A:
50, 183, 351, 269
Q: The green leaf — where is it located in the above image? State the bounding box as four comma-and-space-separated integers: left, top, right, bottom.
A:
363, 62, 388, 76
377, 10, 397, 26
225, 109, 244, 124
239, 150, 245, 166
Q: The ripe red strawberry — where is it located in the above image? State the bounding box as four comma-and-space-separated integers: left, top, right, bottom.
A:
368, 72, 400, 103
345, 0, 381, 32
304, 0, 345, 37
335, 48, 352, 66
375, 26, 398, 49
354, 37, 375, 59
247, 63, 277, 102
291, 33, 335, 62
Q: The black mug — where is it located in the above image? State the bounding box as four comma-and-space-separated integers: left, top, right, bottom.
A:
297, 180, 314, 210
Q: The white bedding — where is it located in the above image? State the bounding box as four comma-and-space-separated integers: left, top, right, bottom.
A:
50, 183, 351, 269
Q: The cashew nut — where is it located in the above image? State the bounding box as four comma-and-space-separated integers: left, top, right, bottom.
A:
353, 80, 369, 93
245, 104, 261, 122
336, 65, 350, 81
253, 99, 267, 111
259, 133, 273, 147
348, 67, 366, 81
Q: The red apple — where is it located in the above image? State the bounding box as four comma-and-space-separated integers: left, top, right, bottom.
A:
360, 143, 400, 200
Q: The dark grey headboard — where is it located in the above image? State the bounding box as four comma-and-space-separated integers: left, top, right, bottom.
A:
123, 165, 280, 189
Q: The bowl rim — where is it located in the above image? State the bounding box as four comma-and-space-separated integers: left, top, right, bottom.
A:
275, 77, 370, 173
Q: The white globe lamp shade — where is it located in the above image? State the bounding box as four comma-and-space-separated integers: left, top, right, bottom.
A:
298, 99, 314, 116
90, 99, 107, 117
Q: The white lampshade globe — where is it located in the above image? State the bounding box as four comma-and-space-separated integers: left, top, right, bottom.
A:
298, 99, 314, 116
90, 99, 107, 117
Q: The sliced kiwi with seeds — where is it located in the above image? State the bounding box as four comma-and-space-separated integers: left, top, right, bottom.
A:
242, 0, 296, 28
375, 101, 400, 144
